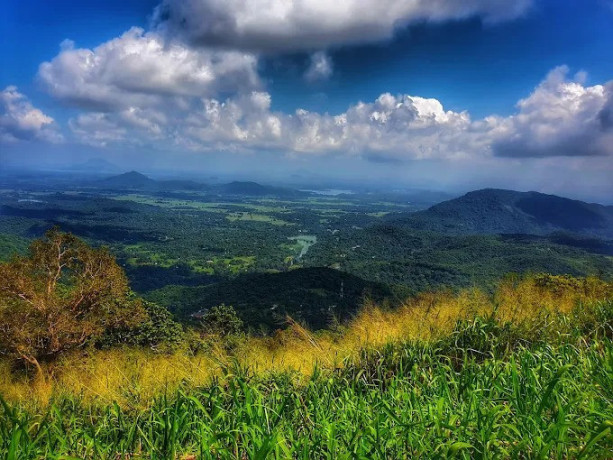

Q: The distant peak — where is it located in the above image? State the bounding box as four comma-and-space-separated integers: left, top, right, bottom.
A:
100, 171, 155, 187
124, 170, 148, 177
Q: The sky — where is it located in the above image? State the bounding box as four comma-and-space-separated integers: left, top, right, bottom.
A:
1, 0, 612, 201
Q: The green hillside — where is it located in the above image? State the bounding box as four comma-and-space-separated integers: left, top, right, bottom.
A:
392, 189, 613, 238
148, 267, 399, 330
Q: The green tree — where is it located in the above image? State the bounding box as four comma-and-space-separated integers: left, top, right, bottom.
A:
0, 228, 144, 375
101, 300, 183, 350
200, 304, 243, 336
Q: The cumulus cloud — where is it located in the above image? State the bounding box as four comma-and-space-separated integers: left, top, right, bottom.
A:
0, 86, 62, 143
182, 92, 282, 149
35, 0, 544, 156
60, 66, 613, 163
84, 90, 483, 160
283, 93, 477, 157
154, 0, 532, 52
304, 52, 333, 82
38, 27, 260, 111
69, 107, 167, 147
493, 66, 613, 157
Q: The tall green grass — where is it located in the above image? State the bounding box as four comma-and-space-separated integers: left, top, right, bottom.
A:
1, 302, 612, 459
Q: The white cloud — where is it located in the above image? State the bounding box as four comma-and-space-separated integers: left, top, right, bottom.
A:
493, 66, 613, 157
304, 52, 333, 82
154, 0, 532, 52
179, 92, 283, 151
60, 67, 613, 164
0, 86, 62, 143
38, 27, 260, 111
117, 90, 483, 159
68, 107, 167, 147
68, 113, 128, 147
281, 93, 477, 158
34, 0, 545, 158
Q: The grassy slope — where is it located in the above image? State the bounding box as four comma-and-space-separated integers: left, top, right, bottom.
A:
1, 275, 612, 458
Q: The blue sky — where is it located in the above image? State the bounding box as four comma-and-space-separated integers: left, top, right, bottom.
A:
1, 0, 613, 200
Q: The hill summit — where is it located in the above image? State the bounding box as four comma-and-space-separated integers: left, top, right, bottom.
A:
394, 188, 613, 238
100, 171, 156, 189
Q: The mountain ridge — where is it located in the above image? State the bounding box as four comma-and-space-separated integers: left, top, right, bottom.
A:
97, 172, 308, 197
391, 188, 613, 239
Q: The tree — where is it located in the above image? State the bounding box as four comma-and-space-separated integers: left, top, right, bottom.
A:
0, 228, 144, 375
200, 304, 243, 336
100, 300, 183, 350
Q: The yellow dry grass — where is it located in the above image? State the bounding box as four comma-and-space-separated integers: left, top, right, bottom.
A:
1, 274, 610, 409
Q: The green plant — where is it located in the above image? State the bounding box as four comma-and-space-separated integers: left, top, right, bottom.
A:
200, 304, 244, 337
100, 300, 184, 350
1, 326, 612, 458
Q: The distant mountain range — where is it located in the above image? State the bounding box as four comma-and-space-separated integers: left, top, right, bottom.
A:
96, 171, 305, 197
392, 189, 613, 239
96, 176, 613, 238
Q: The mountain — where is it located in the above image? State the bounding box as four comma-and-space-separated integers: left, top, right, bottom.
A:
97, 172, 208, 192
147, 267, 400, 330
96, 174, 301, 196
392, 189, 613, 239
99, 171, 157, 190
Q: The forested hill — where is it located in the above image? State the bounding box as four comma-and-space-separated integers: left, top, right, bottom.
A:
391, 189, 613, 238
147, 267, 398, 331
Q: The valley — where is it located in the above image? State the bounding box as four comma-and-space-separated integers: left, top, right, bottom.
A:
1, 171, 611, 331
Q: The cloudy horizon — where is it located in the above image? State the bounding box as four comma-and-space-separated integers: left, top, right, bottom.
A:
1, 0, 612, 202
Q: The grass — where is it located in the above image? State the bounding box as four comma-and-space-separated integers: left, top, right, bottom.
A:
1, 275, 612, 458
225, 212, 291, 226
120, 243, 257, 275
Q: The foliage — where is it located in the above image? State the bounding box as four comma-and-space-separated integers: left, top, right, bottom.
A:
99, 300, 184, 350
148, 267, 399, 330
0, 234, 28, 261
1, 182, 613, 456
1, 274, 610, 406
306, 225, 613, 294
394, 188, 613, 238
0, 229, 144, 374
2, 187, 610, 304
199, 304, 243, 336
